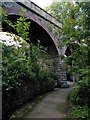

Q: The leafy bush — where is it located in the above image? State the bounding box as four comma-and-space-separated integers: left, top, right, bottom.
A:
70, 85, 80, 102
2, 43, 34, 91
1, 15, 55, 93
71, 106, 90, 119
2, 38, 55, 92
69, 73, 90, 119
38, 69, 55, 83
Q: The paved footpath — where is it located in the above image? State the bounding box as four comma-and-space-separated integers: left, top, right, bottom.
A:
21, 82, 74, 118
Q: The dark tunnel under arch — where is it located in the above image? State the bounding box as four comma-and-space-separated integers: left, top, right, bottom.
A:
65, 43, 80, 82
2, 14, 59, 56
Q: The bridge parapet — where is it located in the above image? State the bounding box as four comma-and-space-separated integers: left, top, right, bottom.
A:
16, 0, 62, 28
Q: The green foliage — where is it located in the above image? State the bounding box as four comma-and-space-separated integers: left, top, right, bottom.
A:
38, 68, 54, 83
47, 1, 90, 119
47, 1, 90, 44
6, 17, 30, 41
1, 15, 55, 92
2, 40, 54, 91
47, 1, 90, 82
70, 75, 90, 118
71, 106, 90, 119
46, 1, 64, 22
70, 85, 80, 101
15, 17, 30, 41
2, 43, 32, 91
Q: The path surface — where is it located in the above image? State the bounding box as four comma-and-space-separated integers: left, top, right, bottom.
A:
22, 82, 74, 118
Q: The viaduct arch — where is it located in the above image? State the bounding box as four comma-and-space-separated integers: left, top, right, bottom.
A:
1, 1, 68, 87
2, 14, 58, 56
2, 1, 61, 55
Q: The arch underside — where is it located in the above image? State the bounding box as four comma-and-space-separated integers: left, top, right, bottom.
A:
2, 2, 69, 89
2, 2, 60, 56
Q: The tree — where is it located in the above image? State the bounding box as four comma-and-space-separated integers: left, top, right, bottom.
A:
46, 1, 90, 118
47, 1, 90, 79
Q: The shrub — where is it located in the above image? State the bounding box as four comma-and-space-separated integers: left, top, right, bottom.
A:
71, 106, 90, 119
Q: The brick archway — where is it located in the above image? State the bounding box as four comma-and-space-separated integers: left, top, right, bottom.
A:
2, 2, 60, 55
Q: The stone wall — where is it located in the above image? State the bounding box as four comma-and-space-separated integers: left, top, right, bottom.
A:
2, 80, 54, 120
50, 56, 67, 87
2, 55, 67, 120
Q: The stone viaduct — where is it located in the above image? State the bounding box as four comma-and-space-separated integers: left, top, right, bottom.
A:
1, 0, 68, 87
